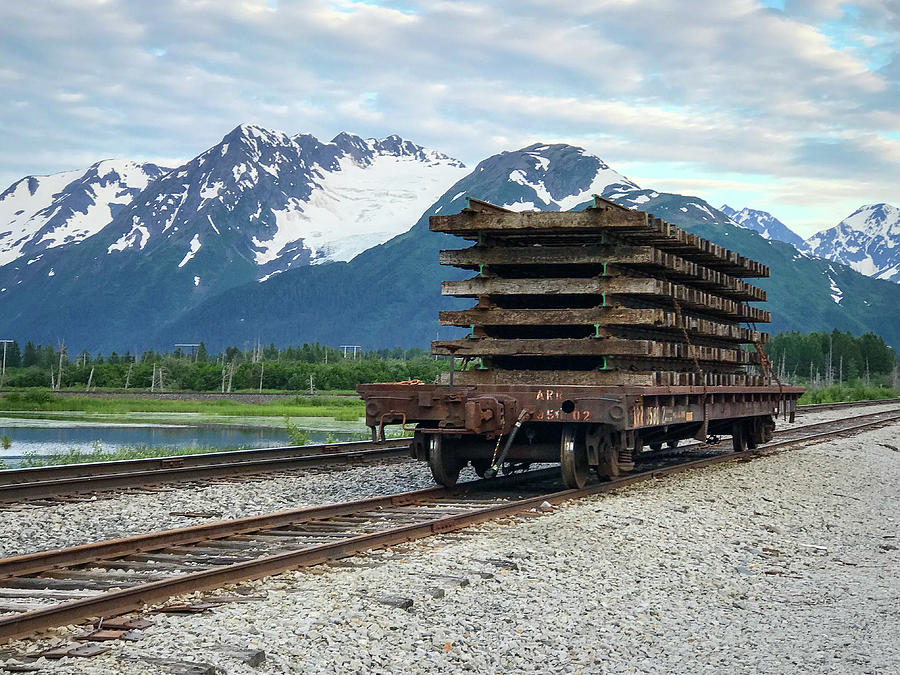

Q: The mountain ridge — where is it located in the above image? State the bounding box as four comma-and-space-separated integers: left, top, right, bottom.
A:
2, 127, 899, 352
806, 203, 900, 284
720, 204, 807, 249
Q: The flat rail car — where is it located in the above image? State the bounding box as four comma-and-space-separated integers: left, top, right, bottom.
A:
358, 382, 803, 488
358, 196, 803, 487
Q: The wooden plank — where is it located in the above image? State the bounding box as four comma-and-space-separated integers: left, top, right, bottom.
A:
433, 337, 653, 357
432, 339, 760, 364
439, 369, 764, 387
439, 247, 766, 302
441, 276, 770, 323
431, 204, 768, 278
431, 209, 647, 234
439, 307, 767, 342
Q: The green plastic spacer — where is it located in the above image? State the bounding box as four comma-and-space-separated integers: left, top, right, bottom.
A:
478, 263, 485, 277
477, 358, 488, 370
600, 292, 606, 307
599, 355, 609, 370
601, 261, 608, 277
469, 324, 476, 338
593, 324, 601, 338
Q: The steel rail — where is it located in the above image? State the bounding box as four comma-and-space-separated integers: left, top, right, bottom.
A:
0, 439, 412, 504
0, 410, 897, 643
798, 397, 900, 412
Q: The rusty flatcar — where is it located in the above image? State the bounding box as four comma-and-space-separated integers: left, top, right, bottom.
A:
358, 197, 804, 488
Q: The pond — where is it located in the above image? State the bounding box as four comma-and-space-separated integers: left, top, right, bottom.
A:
0, 416, 365, 467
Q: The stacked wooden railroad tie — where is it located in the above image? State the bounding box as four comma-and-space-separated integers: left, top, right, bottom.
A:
431, 196, 771, 387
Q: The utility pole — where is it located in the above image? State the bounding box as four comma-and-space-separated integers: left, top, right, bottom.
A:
259, 361, 264, 393
0, 339, 13, 389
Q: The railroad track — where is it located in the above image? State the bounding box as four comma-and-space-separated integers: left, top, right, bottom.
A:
798, 397, 900, 412
0, 397, 895, 506
0, 407, 897, 645
0, 438, 412, 506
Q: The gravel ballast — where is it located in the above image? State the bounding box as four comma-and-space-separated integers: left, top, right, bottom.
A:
2, 418, 898, 673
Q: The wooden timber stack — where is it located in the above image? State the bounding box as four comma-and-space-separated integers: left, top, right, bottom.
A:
430, 196, 773, 387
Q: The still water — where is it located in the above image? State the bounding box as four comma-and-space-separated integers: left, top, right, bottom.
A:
0, 420, 359, 467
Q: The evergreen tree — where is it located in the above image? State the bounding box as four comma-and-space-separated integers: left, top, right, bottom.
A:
22, 341, 39, 367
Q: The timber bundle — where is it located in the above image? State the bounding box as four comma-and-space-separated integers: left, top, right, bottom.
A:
431, 196, 772, 387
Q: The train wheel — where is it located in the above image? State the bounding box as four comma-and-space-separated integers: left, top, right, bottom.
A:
560, 424, 589, 489
731, 422, 748, 453
428, 435, 464, 486
591, 428, 620, 480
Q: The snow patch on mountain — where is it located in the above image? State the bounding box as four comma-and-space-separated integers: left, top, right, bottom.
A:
108, 216, 151, 253
826, 272, 843, 304
806, 203, 900, 283
0, 160, 168, 266
178, 233, 202, 268
269, 151, 469, 265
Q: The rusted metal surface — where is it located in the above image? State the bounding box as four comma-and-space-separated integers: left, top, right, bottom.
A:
0, 439, 411, 504
0, 409, 896, 644
361, 383, 803, 437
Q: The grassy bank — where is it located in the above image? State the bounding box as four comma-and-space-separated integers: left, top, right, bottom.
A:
0, 391, 364, 421
4, 442, 253, 469
798, 383, 899, 405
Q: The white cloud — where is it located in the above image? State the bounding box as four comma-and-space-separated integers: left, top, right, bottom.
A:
0, 0, 897, 225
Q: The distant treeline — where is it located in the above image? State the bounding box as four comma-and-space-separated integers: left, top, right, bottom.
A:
764, 330, 897, 385
1, 331, 896, 392
0, 341, 447, 391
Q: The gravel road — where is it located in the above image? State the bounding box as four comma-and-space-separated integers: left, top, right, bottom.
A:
1, 415, 897, 674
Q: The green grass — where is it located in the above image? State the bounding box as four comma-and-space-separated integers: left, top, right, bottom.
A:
10, 442, 255, 468
798, 383, 899, 405
0, 391, 363, 419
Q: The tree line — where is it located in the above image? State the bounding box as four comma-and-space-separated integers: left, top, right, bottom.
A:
764, 329, 897, 386
0, 340, 446, 392
1, 330, 896, 392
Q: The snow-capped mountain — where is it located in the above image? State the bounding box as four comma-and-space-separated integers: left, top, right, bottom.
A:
94, 124, 467, 285
720, 205, 807, 249
0, 160, 170, 266
806, 203, 900, 283
0, 125, 466, 281
161, 142, 900, 353
442, 142, 639, 212
2, 132, 899, 352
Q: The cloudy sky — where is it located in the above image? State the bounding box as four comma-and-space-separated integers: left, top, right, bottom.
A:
1, 0, 898, 236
